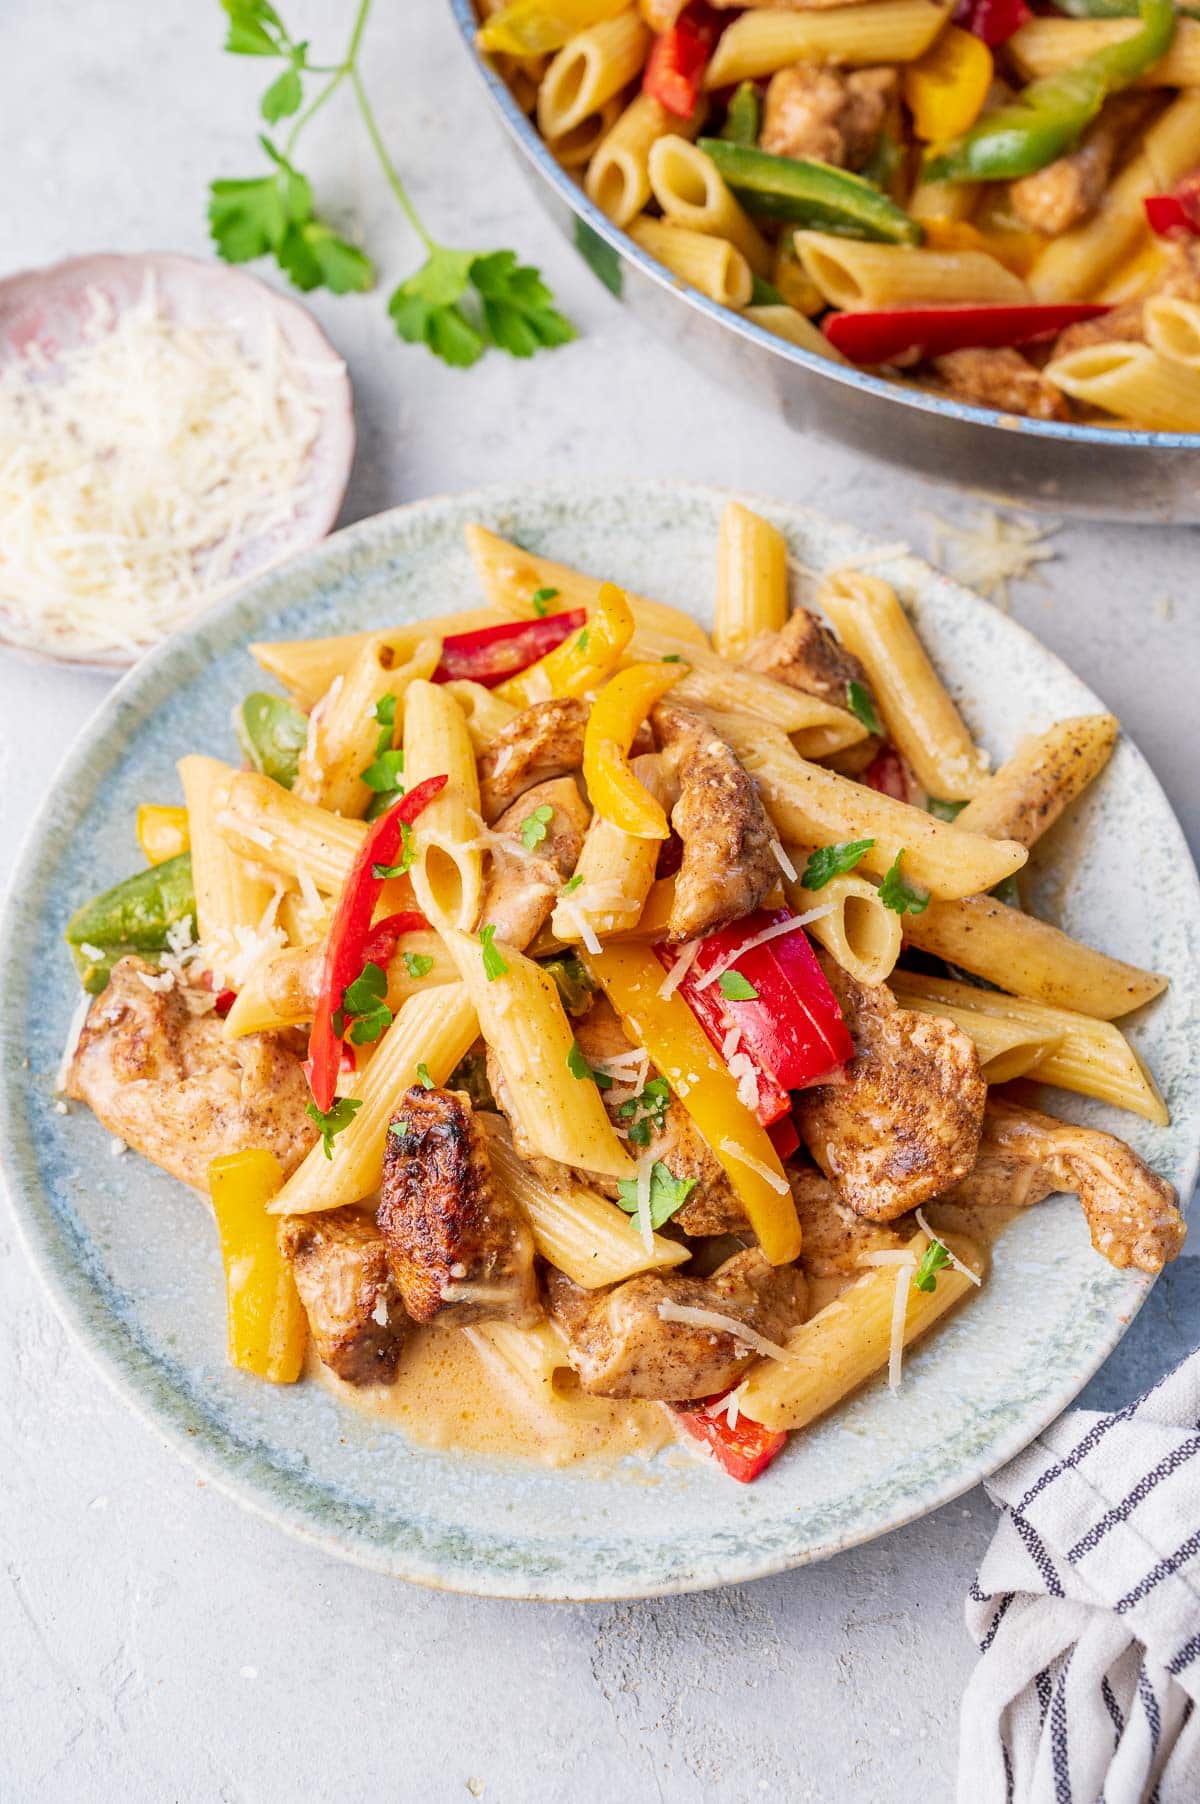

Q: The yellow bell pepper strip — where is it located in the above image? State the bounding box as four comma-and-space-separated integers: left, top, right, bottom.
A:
136, 804, 190, 866
921, 216, 1044, 277
476, 0, 629, 58
496, 581, 635, 708
208, 1150, 307, 1383
586, 942, 802, 1265
905, 26, 994, 143
582, 660, 686, 839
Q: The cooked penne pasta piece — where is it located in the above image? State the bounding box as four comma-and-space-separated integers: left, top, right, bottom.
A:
817, 569, 990, 801
953, 715, 1118, 847
648, 136, 771, 277
1045, 342, 1200, 432
294, 635, 441, 817
738, 1232, 984, 1431
902, 893, 1167, 1020
1097, 237, 1169, 306
222, 929, 454, 1038
179, 756, 278, 979
403, 680, 484, 933
783, 855, 902, 987
704, 0, 952, 86
442, 679, 522, 754
909, 1000, 1061, 1083
250, 609, 507, 708
587, 97, 704, 229
482, 1118, 689, 1284
629, 217, 754, 308
711, 715, 1026, 898
742, 304, 849, 362
549, 95, 623, 169
552, 754, 665, 942
218, 771, 367, 894
888, 971, 1169, 1124
1144, 294, 1200, 367
537, 11, 651, 139
907, 176, 978, 223
796, 233, 1028, 310
442, 928, 635, 1179
1009, 15, 1200, 87
713, 501, 789, 659
267, 984, 480, 1215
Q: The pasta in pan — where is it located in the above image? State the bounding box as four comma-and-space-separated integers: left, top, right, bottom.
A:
476, 0, 1200, 433
59, 502, 1185, 1486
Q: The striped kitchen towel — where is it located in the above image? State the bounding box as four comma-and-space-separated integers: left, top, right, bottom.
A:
959, 1351, 1200, 1803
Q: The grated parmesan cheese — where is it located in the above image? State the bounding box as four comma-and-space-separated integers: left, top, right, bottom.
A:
55, 989, 94, 1093
556, 895, 602, 957
205, 922, 287, 991
921, 507, 1060, 611
888, 1255, 918, 1390
768, 839, 798, 882
656, 1301, 792, 1362
705, 1384, 745, 1427
0, 278, 338, 658
718, 1139, 791, 1194
727, 1052, 759, 1113
657, 936, 701, 999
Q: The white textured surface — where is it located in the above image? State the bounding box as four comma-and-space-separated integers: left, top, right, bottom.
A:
2, 3, 1198, 1799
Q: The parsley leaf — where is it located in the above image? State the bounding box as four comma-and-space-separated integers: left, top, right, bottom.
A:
360, 747, 406, 794
567, 1041, 613, 1088
209, 137, 373, 296
927, 796, 967, 823
615, 1076, 670, 1148
662, 653, 683, 662
615, 1162, 697, 1231
306, 1095, 363, 1159
372, 821, 415, 881
387, 1119, 408, 1140
560, 874, 583, 895
403, 951, 434, 980
879, 849, 930, 916
341, 960, 392, 1046
261, 61, 304, 124
472, 250, 575, 356
221, 0, 291, 59
416, 1061, 435, 1089
541, 952, 595, 1016
531, 586, 559, 617
802, 839, 875, 890
913, 1239, 951, 1292
717, 970, 759, 1001
480, 923, 509, 982
389, 246, 485, 367
576, 629, 590, 652
520, 803, 554, 852
847, 680, 881, 737
372, 693, 397, 758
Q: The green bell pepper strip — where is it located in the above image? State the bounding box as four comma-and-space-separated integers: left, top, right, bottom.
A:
719, 81, 761, 148
698, 140, 923, 244
925, 0, 1176, 182
65, 852, 196, 993
749, 274, 784, 305
1054, 0, 1197, 18
233, 692, 309, 789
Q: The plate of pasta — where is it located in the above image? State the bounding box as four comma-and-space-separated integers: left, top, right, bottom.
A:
451, 0, 1200, 515
3, 478, 1198, 1598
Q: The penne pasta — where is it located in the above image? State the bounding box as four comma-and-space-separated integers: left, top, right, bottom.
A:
741, 304, 850, 363
250, 608, 506, 709
907, 176, 978, 223
178, 755, 278, 980
537, 10, 651, 139
1045, 341, 1200, 432
704, 0, 952, 86
403, 680, 484, 933
587, 97, 704, 229
953, 715, 1118, 848
217, 771, 368, 894
817, 569, 990, 800
294, 634, 441, 818
629, 216, 754, 308
548, 94, 623, 169
907, 1000, 1062, 1083
796, 233, 1028, 311
442, 678, 522, 754
1009, 16, 1200, 88
713, 501, 789, 659
1144, 293, 1200, 368
648, 136, 772, 278
783, 856, 902, 988
222, 929, 454, 1038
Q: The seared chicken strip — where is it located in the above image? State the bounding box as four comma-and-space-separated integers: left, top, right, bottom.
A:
760, 65, 896, 169
945, 1099, 1184, 1275
1010, 97, 1150, 237
379, 1086, 540, 1325
279, 1209, 406, 1385
932, 348, 1071, 422
787, 1164, 908, 1275
477, 698, 588, 822
741, 605, 868, 708
546, 1248, 806, 1399
652, 702, 779, 943
65, 956, 314, 1187
478, 776, 589, 950
795, 966, 986, 1221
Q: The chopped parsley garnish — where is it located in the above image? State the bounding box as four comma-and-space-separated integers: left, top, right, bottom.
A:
662, 653, 682, 663
616, 1076, 670, 1148
388, 1119, 409, 1140
913, 1239, 951, 1292
360, 746, 406, 794
531, 586, 559, 617
576, 629, 590, 652
717, 970, 758, 1002
403, 950, 434, 980
480, 923, 509, 981
567, 1040, 613, 1088
372, 693, 398, 757
307, 1096, 363, 1159
541, 952, 595, 1016
879, 849, 930, 916
847, 680, 881, 737
372, 820, 415, 880
560, 873, 584, 895
615, 1161, 697, 1231
927, 796, 967, 823
341, 961, 392, 1045
520, 803, 554, 851
416, 1060, 435, 1089
802, 838, 875, 891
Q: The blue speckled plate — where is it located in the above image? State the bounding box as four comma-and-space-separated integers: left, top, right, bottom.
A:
3, 480, 1198, 1600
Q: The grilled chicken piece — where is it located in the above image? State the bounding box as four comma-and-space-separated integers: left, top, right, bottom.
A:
787, 1163, 908, 1275
478, 776, 589, 950
477, 698, 588, 822
545, 1248, 806, 1399
65, 956, 314, 1187
379, 1086, 539, 1325
652, 702, 779, 944
760, 65, 895, 169
1053, 240, 1200, 357
741, 605, 869, 709
279, 1209, 406, 1385
796, 965, 986, 1221
944, 1099, 1184, 1275
931, 348, 1071, 422
1010, 97, 1150, 237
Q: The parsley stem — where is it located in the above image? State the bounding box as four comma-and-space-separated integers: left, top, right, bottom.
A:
350, 67, 433, 251
285, 0, 373, 155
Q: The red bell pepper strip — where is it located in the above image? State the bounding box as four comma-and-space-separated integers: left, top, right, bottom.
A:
767, 1113, 800, 1162
674, 1395, 788, 1482
1144, 174, 1200, 237
307, 776, 448, 1112
642, 3, 718, 118
953, 0, 1031, 47
823, 302, 1110, 366
214, 988, 237, 1018
433, 610, 585, 689
361, 910, 430, 969
864, 743, 910, 802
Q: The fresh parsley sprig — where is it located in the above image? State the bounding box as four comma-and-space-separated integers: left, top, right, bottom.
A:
567, 1041, 613, 1089
209, 0, 573, 368
307, 1094, 363, 1158
879, 849, 930, 917
802, 839, 875, 891
913, 1238, 951, 1292
615, 1162, 697, 1231
520, 803, 554, 852
480, 923, 509, 982
615, 1077, 670, 1148
847, 680, 881, 736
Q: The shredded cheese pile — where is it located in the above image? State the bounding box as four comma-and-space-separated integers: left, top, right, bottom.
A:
921, 507, 1061, 610
0, 278, 337, 658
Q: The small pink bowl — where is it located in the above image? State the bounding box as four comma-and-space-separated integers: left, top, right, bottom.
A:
0, 250, 356, 669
